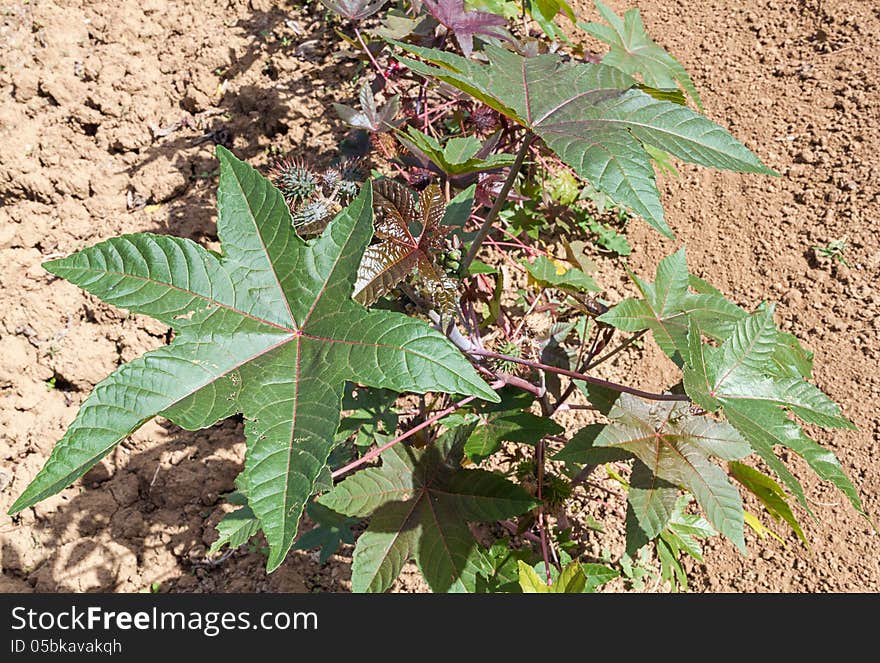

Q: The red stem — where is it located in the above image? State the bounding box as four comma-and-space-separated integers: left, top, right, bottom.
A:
470, 349, 689, 402
354, 26, 402, 96
331, 386, 500, 480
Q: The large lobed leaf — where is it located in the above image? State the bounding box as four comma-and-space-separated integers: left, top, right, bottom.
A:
593, 393, 751, 551
394, 42, 775, 238
683, 309, 861, 515
319, 424, 537, 592
9, 147, 497, 572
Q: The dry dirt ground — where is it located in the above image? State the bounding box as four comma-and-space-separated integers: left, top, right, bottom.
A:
0, 0, 877, 593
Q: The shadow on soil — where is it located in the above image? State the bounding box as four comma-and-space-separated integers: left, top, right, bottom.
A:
3, 417, 352, 593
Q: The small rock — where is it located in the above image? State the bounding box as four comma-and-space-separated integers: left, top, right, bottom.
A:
0, 467, 12, 493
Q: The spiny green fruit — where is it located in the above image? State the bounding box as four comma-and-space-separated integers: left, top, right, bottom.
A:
291, 195, 340, 235
268, 157, 319, 204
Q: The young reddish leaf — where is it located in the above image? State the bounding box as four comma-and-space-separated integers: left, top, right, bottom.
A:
9, 147, 497, 573
353, 179, 459, 315
422, 0, 510, 57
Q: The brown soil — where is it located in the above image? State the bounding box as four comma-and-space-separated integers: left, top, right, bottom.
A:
1, 0, 877, 593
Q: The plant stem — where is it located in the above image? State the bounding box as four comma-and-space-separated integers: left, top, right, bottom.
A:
353, 26, 402, 95
470, 348, 689, 402
331, 388, 497, 480
461, 132, 535, 272
536, 438, 553, 584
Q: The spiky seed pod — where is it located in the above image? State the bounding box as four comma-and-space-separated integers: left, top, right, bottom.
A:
330, 158, 363, 201
336, 178, 360, 200
268, 157, 319, 204
321, 166, 341, 191
291, 195, 340, 235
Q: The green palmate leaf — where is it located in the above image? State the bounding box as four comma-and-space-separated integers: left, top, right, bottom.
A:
292, 501, 360, 564
208, 491, 261, 555
594, 393, 750, 551
10, 147, 497, 573
580, 1, 703, 109
394, 42, 774, 238
729, 462, 807, 544
599, 248, 813, 376
525, 255, 601, 293
628, 458, 678, 539
464, 411, 563, 463
319, 428, 536, 592
683, 311, 862, 515
598, 247, 692, 360
353, 180, 459, 315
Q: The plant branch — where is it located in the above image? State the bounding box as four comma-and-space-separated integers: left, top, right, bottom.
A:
353, 26, 402, 95
470, 349, 689, 402
536, 438, 553, 584
331, 386, 499, 480
461, 132, 535, 272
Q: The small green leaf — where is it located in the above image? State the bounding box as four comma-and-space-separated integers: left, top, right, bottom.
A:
442, 184, 476, 228
581, 563, 620, 592
580, 0, 703, 108
525, 255, 601, 293
209, 493, 261, 555
729, 461, 807, 544
464, 411, 563, 463
397, 126, 515, 176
